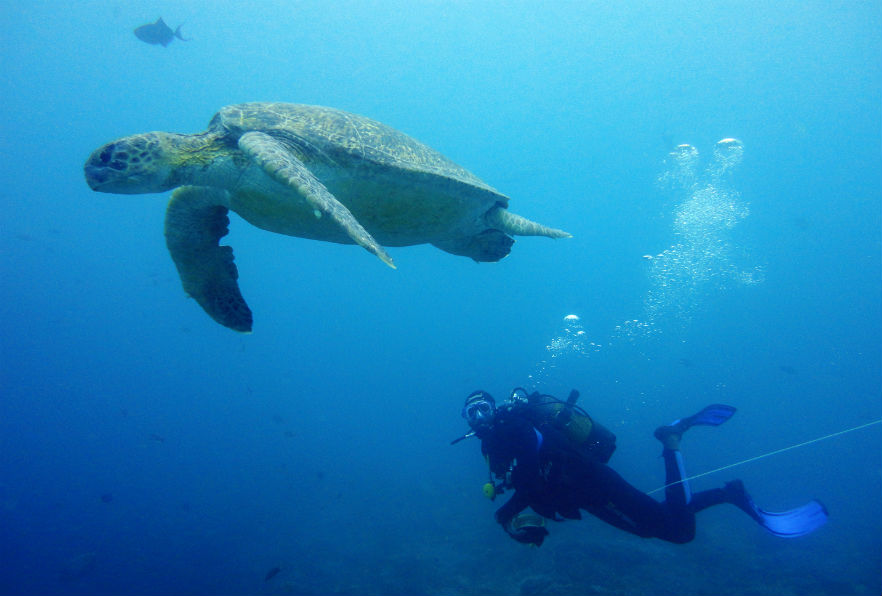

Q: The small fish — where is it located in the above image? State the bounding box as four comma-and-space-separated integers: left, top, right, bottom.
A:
149, 433, 165, 443
264, 566, 281, 581
100, 492, 113, 503
134, 17, 190, 47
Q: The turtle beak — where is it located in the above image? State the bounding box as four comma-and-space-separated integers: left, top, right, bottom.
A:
84, 147, 147, 194
83, 162, 151, 194
84, 144, 123, 192
84, 164, 110, 190
84, 164, 149, 193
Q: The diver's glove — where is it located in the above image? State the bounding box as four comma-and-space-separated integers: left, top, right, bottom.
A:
503, 520, 549, 547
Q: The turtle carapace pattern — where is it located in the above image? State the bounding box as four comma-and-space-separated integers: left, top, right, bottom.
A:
84, 103, 570, 332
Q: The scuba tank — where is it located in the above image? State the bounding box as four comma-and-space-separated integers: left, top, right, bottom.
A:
517, 388, 617, 464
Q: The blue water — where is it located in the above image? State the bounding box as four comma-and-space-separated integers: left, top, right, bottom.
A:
2, 2, 880, 595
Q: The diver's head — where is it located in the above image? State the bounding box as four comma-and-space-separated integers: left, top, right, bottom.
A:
462, 390, 496, 429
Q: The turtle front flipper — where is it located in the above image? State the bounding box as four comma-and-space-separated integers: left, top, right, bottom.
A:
238, 131, 396, 269
164, 186, 253, 332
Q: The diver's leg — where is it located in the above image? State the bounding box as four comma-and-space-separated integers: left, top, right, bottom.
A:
659, 447, 696, 542
662, 446, 690, 506
655, 406, 828, 537
688, 488, 728, 513
659, 447, 748, 525
655, 405, 737, 514
576, 461, 695, 543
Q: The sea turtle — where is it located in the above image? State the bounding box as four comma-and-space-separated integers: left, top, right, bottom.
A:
84, 102, 570, 332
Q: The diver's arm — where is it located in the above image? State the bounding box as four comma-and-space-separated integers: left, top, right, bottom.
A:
488, 419, 544, 525
494, 489, 530, 527
495, 491, 549, 546
508, 426, 545, 496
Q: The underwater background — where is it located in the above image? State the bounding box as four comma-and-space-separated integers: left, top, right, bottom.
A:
1, 2, 880, 595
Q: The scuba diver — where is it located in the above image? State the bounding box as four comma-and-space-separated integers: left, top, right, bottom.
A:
452, 388, 828, 547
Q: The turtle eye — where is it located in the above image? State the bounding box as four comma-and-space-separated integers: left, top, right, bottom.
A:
99, 146, 114, 164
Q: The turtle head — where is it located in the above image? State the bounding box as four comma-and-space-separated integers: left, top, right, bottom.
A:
85, 132, 180, 194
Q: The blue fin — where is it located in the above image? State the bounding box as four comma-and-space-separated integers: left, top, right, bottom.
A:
679, 403, 737, 428
753, 500, 829, 538
726, 480, 828, 538
655, 404, 737, 449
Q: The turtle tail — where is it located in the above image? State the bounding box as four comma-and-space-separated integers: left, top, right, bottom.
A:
486, 206, 571, 239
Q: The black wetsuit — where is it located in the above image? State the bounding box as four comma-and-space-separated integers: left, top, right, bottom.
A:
478, 407, 729, 544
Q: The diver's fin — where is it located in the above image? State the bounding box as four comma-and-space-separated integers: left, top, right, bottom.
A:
753, 501, 829, 538
663, 403, 737, 433
725, 480, 828, 538
679, 404, 737, 428
654, 404, 736, 449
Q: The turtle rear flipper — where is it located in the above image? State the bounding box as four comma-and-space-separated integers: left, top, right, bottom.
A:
433, 230, 514, 262
164, 186, 253, 332
238, 131, 396, 269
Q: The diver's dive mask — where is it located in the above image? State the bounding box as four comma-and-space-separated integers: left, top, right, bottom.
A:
461, 390, 496, 427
